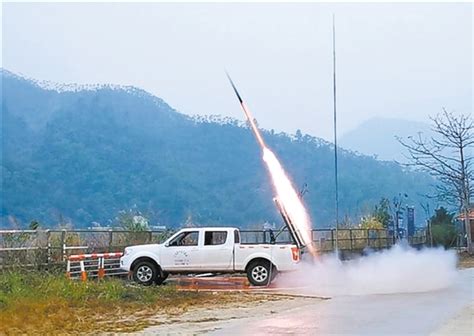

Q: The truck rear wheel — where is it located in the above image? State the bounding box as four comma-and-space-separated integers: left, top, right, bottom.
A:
133, 261, 158, 286
247, 260, 276, 286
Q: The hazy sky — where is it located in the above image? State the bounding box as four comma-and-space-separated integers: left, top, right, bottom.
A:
2, 2, 472, 140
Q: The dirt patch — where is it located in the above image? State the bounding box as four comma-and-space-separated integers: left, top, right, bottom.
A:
134, 294, 320, 335
458, 252, 474, 269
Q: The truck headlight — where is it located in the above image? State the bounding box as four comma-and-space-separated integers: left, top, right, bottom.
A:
123, 247, 130, 257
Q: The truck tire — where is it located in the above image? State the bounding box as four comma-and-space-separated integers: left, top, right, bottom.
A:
155, 271, 169, 285
247, 260, 275, 286
133, 260, 158, 286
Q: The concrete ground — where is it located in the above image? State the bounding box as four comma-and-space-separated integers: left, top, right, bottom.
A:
139, 268, 472, 335
211, 268, 473, 336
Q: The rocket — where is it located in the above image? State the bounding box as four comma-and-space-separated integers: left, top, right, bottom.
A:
226, 72, 310, 251
226, 72, 267, 150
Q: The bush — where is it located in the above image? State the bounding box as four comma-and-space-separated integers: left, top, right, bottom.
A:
360, 217, 384, 230
429, 207, 458, 248
431, 224, 457, 248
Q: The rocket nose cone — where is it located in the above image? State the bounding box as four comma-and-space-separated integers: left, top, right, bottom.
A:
226, 72, 243, 104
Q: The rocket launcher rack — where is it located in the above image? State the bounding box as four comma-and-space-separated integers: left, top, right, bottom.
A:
273, 197, 306, 250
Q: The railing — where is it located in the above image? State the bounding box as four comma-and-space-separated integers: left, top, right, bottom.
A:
0, 228, 427, 268
0, 228, 171, 268
66, 252, 125, 281
240, 228, 427, 252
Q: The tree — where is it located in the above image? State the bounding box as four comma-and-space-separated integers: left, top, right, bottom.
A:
359, 198, 392, 230
117, 209, 149, 231
429, 207, 457, 248
29, 220, 40, 230
373, 198, 392, 228
360, 216, 384, 230
295, 129, 303, 141
430, 207, 454, 226
398, 110, 473, 252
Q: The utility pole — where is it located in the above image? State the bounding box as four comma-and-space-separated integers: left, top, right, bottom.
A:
420, 202, 433, 247
393, 193, 408, 242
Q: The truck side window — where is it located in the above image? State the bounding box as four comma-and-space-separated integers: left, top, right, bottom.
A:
234, 230, 240, 244
204, 231, 228, 246
168, 231, 199, 246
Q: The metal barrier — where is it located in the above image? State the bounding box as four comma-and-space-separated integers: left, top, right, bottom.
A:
1, 227, 428, 269
63, 244, 88, 261
239, 228, 421, 252
0, 228, 170, 268
66, 252, 124, 281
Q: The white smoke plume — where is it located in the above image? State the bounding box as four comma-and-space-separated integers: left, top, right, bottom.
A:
275, 245, 458, 296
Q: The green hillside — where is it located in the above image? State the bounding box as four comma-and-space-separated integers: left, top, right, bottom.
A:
1, 70, 434, 228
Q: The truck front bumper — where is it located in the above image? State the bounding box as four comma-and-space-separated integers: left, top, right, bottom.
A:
119, 254, 132, 272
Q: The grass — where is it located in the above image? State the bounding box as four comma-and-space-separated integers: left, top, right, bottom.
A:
0, 270, 264, 334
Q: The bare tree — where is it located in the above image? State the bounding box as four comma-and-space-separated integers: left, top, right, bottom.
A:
397, 109, 473, 252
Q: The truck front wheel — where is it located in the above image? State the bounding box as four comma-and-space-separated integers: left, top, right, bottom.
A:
133, 261, 158, 286
247, 260, 276, 286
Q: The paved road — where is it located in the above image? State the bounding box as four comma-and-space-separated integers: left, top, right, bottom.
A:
211, 268, 473, 335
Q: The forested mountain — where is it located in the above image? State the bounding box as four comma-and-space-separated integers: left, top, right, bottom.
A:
1, 69, 434, 228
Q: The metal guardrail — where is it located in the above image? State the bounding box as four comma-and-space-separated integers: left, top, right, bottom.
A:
239, 228, 427, 252
0, 228, 427, 268
66, 252, 125, 281
0, 228, 171, 268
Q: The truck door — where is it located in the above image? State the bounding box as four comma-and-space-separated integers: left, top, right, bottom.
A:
201, 230, 233, 271
160, 231, 201, 271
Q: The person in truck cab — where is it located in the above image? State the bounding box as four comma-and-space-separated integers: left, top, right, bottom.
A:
169, 231, 197, 246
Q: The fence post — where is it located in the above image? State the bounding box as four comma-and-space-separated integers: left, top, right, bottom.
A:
46, 229, 51, 267
80, 260, 87, 282
98, 257, 105, 279
66, 259, 71, 279
108, 229, 113, 251
148, 230, 152, 244
331, 229, 335, 251
349, 230, 353, 251
61, 229, 66, 261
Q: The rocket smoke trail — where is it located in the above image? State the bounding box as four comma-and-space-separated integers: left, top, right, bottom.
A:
226, 73, 316, 256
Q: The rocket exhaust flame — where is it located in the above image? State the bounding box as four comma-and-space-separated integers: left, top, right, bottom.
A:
226, 73, 316, 256
274, 198, 305, 249
263, 148, 316, 256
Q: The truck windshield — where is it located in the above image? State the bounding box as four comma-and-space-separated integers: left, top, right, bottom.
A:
168, 231, 199, 246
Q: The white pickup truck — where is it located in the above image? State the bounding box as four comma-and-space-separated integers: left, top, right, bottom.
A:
120, 227, 301, 286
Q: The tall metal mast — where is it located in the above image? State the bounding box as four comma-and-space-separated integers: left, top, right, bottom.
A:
332, 14, 340, 253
